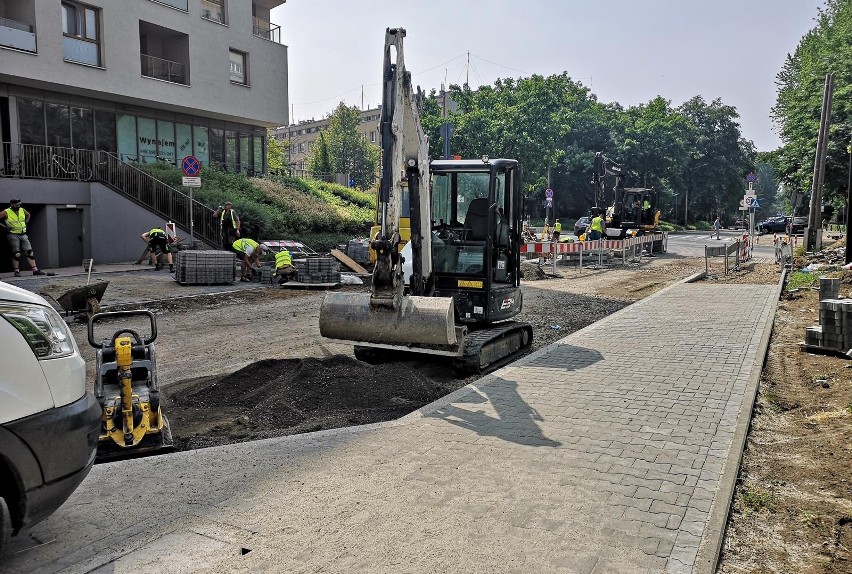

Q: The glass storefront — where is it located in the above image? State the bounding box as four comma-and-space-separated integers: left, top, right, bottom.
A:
15, 95, 266, 172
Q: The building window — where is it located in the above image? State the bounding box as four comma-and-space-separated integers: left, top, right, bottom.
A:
370, 131, 376, 143
201, 0, 227, 24
229, 49, 247, 85
62, 1, 100, 66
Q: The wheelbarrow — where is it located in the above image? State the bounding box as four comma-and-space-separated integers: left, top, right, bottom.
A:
45, 281, 110, 319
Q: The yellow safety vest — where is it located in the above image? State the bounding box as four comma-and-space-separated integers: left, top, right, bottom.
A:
554, 221, 562, 232
590, 216, 603, 232
642, 200, 651, 210
3, 207, 26, 234
232, 238, 258, 253
221, 209, 237, 227
275, 250, 292, 269
148, 227, 166, 239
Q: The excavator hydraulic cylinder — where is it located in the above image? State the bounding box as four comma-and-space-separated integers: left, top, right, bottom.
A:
319, 292, 456, 346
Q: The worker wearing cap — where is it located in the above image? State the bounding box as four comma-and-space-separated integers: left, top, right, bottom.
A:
213, 201, 240, 251
141, 226, 174, 272
0, 199, 46, 277
274, 248, 296, 285
233, 238, 268, 282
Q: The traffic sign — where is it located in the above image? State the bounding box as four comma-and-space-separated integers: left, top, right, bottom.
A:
745, 196, 760, 208
182, 176, 201, 187
545, 188, 554, 198
181, 155, 201, 177
746, 172, 756, 183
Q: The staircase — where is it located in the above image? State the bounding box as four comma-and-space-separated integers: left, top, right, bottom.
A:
1, 143, 220, 247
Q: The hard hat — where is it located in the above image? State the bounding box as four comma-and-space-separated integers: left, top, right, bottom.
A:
259, 242, 270, 252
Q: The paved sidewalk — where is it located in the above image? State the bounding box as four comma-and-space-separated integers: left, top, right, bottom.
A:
2, 279, 779, 574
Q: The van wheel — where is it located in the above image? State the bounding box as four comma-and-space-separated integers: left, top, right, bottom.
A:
0, 496, 11, 558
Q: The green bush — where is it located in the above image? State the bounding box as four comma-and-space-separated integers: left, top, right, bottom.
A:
128, 163, 373, 247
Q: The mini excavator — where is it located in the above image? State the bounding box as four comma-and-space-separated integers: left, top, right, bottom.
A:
319, 28, 533, 373
88, 310, 173, 462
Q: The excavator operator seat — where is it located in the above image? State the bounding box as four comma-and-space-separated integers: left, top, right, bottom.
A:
463, 197, 490, 241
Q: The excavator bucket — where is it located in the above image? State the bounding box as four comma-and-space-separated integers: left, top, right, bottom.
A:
319, 292, 457, 346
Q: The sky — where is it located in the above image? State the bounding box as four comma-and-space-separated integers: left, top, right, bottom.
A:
271, 0, 825, 152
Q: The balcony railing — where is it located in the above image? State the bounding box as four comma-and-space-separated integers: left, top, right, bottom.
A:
0, 142, 219, 246
141, 54, 187, 85
0, 17, 36, 52
252, 17, 281, 43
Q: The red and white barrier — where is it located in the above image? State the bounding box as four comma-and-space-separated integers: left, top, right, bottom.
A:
521, 233, 666, 270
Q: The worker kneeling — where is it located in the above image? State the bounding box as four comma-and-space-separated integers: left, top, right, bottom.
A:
232, 238, 269, 282
141, 227, 173, 272
275, 249, 297, 285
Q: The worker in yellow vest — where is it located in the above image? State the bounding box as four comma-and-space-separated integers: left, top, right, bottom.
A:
1, 199, 46, 277
588, 210, 605, 241
274, 249, 297, 285
553, 219, 562, 242
140, 226, 174, 272
233, 238, 268, 282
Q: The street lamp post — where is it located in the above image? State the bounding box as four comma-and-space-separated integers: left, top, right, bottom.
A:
673, 193, 679, 223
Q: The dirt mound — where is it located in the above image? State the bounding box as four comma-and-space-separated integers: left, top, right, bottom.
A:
520, 261, 548, 280
163, 355, 453, 449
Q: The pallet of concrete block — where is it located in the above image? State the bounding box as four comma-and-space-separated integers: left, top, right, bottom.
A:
174, 250, 235, 285
290, 257, 341, 286
346, 239, 371, 266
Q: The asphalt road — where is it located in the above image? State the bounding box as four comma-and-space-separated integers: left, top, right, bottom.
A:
666, 230, 779, 260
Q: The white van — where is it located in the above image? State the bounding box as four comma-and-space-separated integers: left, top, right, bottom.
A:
0, 281, 100, 557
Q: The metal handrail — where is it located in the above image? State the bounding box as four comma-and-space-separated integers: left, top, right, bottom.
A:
252, 17, 281, 43
140, 53, 187, 85
0, 142, 219, 247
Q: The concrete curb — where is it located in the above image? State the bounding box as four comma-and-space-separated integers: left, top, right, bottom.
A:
694, 266, 787, 572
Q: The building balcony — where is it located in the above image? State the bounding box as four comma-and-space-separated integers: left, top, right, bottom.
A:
252, 17, 281, 43
0, 16, 36, 52
141, 54, 187, 85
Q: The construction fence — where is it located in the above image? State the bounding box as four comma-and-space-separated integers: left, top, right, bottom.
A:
521, 232, 667, 272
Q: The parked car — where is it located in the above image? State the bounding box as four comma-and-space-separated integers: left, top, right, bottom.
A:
790, 216, 809, 234
729, 218, 748, 230
759, 216, 790, 234
574, 216, 590, 237
0, 281, 101, 557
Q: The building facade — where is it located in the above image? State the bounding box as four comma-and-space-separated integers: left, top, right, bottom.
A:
0, 0, 288, 269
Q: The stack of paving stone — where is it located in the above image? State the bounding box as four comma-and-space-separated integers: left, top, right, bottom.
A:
174, 250, 235, 285
804, 278, 852, 353
346, 240, 371, 266
251, 264, 274, 283
293, 257, 340, 284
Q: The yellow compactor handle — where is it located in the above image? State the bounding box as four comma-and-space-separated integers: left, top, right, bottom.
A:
114, 337, 135, 444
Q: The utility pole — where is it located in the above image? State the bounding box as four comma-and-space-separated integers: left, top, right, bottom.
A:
806, 72, 833, 252
846, 133, 852, 264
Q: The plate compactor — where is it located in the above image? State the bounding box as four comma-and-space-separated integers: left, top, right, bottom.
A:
88, 310, 173, 462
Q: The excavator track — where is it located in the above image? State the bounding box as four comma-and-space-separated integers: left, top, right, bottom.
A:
453, 321, 533, 374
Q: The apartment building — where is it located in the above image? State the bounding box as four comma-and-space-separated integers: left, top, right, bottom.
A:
272, 91, 456, 177
272, 107, 381, 177
0, 0, 288, 269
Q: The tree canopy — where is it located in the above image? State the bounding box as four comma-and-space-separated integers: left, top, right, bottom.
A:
307, 102, 380, 189
420, 75, 755, 223
773, 0, 852, 212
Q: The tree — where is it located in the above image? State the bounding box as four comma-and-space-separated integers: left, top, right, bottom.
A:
309, 102, 380, 189
308, 132, 333, 181
773, 1, 852, 206
266, 133, 285, 174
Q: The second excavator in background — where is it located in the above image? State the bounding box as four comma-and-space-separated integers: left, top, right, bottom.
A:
319, 28, 532, 373
592, 152, 662, 248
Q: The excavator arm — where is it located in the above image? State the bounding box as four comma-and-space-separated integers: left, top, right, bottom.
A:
591, 152, 627, 211
372, 27, 433, 305
318, 28, 457, 348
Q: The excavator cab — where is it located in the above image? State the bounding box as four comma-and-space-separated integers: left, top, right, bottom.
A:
428, 158, 524, 323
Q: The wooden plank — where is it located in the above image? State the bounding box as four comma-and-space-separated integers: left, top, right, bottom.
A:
330, 248, 370, 274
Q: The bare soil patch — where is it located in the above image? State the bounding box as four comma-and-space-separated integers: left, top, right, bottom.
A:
718, 283, 852, 574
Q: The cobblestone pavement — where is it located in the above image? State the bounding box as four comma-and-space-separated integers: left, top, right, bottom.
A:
2, 279, 779, 574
